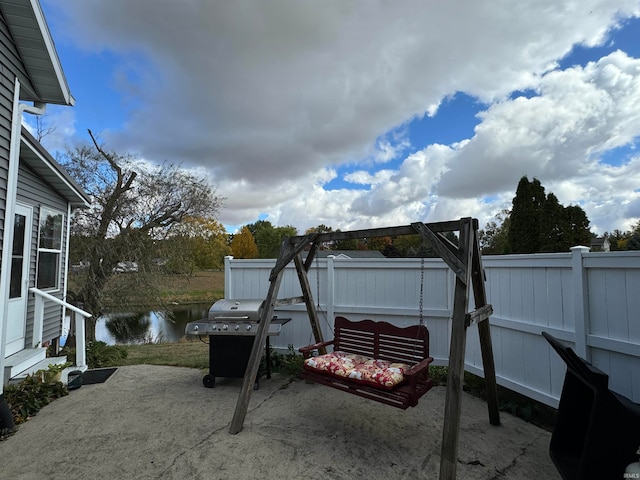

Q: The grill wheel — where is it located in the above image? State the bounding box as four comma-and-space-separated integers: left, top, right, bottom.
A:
203, 374, 215, 388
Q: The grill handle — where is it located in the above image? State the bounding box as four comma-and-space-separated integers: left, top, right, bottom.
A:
213, 315, 251, 320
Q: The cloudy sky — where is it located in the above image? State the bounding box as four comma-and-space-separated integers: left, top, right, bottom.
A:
37, 1, 640, 235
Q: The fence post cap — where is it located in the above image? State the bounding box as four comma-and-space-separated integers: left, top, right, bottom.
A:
570, 245, 590, 252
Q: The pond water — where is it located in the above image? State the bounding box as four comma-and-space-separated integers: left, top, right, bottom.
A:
95, 302, 211, 345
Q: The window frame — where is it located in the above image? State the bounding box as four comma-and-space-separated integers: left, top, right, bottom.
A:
36, 206, 65, 291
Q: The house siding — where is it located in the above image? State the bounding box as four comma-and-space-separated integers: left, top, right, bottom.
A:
0, 10, 20, 269
18, 161, 67, 344
0, 8, 33, 99
0, 70, 15, 260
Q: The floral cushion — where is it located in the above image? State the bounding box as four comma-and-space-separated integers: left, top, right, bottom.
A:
304, 351, 410, 390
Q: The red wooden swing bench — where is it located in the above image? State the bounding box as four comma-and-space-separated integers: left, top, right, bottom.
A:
299, 316, 434, 409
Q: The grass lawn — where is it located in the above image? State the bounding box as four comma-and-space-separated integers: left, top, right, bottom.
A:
118, 339, 209, 370
153, 270, 225, 304
69, 269, 226, 307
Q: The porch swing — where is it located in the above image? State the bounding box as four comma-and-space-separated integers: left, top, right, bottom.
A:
298, 256, 433, 409
227, 218, 500, 480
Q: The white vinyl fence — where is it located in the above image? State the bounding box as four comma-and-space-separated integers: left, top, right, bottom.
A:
224, 247, 640, 408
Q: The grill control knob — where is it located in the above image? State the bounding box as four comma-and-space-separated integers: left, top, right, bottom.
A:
223, 324, 228, 331
234, 325, 240, 331
246, 325, 252, 331
193, 325, 199, 332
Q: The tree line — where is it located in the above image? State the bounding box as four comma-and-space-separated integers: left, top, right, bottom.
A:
481, 176, 640, 254
229, 222, 457, 259
480, 176, 591, 254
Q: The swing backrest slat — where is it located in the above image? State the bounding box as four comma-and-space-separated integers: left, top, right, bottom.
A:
334, 316, 429, 366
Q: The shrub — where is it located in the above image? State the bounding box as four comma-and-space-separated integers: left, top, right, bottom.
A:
86, 341, 128, 368
269, 344, 304, 378
3, 374, 68, 429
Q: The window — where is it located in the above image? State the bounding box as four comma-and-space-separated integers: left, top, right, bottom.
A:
37, 207, 64, 290
9, 212, 26, 298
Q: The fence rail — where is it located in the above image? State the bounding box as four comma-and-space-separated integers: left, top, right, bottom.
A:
224, 248, 640, 407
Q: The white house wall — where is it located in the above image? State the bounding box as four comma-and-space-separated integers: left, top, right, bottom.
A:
226, 249, 640, 408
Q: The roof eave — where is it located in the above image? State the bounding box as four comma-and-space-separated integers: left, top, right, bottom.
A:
20, 127, 90, 208
0, 0, 74, 106
28, 0, 73, 106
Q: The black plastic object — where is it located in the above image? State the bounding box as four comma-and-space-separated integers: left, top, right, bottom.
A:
543, 332, 640, 479
204, 336, 264, 390
67, 370, 83, 390
0, 394, 14, 432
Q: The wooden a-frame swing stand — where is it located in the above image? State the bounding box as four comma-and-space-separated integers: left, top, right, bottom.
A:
228, 217, 500, 480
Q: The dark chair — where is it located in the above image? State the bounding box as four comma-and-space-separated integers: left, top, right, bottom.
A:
543, 332, 640, 479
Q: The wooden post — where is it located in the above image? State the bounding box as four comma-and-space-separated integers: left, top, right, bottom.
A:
229, 246, 288, 434
439, 218, 473, 480
412, 222, 465, 282
293, 253, 326, 352
470, 226, 500, 426
226, 218, 500, 480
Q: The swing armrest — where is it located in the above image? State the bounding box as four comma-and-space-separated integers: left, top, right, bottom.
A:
299, 340, 335, 358
404, 357, 434, 378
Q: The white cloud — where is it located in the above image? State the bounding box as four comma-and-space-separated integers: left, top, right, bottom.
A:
344, 169, 394, 186
430, 50, 640, 232
45, 0, 640, 235
23, 107, 77, 155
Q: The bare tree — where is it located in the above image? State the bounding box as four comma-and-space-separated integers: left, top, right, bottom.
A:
34, 116, 57, 142
61, 129, 224, 339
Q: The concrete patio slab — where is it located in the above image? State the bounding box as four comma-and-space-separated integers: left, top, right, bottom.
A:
0, 365, 561, 479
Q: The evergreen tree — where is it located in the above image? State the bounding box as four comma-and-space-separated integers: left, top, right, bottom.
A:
508, 176, 546, 253
539, 193, 564, 252
507, 176, 591, 253
627, 221, 640, 250
563, 205, 591, 248
480, 209, 511, 254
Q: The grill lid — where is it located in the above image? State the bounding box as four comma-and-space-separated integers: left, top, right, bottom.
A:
208, 299, 264, 321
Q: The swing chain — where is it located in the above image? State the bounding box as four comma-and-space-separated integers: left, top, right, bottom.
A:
314, 246, 333, 333
316, 248, 321, 311
419, 256, 425, 326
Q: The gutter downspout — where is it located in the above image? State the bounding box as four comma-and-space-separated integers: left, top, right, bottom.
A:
61, 202, 72, 351
0, 77, 46, 396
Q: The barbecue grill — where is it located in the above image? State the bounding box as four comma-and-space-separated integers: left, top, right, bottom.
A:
184, 299, 289, 388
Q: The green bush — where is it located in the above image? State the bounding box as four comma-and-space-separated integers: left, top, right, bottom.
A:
269, 344, 304, 378
61, 340, 128, 368
3, 374, 68, 428
86, 341, 128, 368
